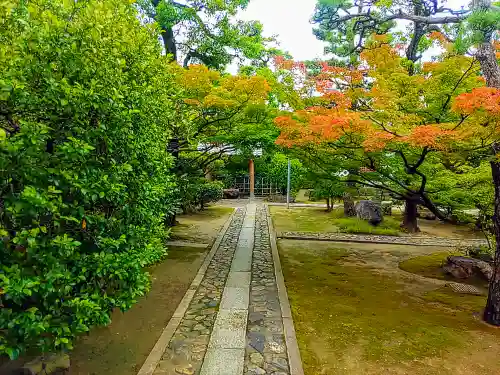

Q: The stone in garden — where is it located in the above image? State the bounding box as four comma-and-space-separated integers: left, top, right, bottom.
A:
250, 352, 264, 366
223, 188, 240, 199
355, 200, 383, 225
443, 256, 493, 280
417, 207, 436, 220
175, 364, 195, 375
21, 353, 70, 375
248, 332, 266, 353
247, 364, 266, 375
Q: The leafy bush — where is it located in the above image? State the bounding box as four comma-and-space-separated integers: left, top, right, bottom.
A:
334, 217, 401, 236
0, 0, 177, 358
200, 181, 224, 208
263, 153, 305, 194
178, 178, 223, 212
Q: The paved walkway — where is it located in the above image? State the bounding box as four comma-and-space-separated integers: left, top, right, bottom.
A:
139, 203, 302, 375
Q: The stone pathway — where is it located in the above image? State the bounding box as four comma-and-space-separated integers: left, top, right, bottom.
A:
245, 206, 289, 375
143, 203, 300, 375
278, 231, 488, 247
152, 208, 245, 375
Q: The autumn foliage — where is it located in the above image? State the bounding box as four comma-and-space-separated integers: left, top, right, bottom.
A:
275, 40, 500, 154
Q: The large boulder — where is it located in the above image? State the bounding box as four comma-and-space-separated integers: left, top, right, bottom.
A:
416, 207, 436, 220
223, 188, 239, 199
355, 200, 383, 225
443, 256, 493, 281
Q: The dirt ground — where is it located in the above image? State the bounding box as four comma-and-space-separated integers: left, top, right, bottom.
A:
279, 239, 500, 375
170, 206, 234, 243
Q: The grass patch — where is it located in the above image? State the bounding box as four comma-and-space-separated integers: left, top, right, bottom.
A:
279, 240, 499, 375
400, 252, 489, 288
271, 206, 402, 236
399, 251, 456, 280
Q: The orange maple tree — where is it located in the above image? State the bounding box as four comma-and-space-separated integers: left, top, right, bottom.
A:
274, 39, 500, 231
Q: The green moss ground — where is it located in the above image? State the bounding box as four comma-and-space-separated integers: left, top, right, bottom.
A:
271, 206, 403, 236
279, 240, 500, 375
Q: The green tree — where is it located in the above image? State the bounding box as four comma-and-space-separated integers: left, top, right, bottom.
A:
140, 0, 274, 69
312, 0, 500, 326
0, 0, 178, 357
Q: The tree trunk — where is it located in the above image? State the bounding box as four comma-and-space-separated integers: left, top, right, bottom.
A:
473, 0, 500, 325
161, 27, 177, 61
326, 197, 332, 212
484, 151, 500, 324
401, 199, 420, 233
343, 192, 355, 217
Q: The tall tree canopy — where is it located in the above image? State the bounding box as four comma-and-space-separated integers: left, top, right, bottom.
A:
312, 0, 499, 66
139, 0, 275, 69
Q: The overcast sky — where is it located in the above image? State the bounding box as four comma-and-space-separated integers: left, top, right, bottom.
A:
234, 0, 470, 66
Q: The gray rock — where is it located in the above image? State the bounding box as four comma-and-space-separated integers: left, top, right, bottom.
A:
250, 352, 264, 366
223, 188, 240, 199
21, 353, 70, 375
247, 364, 266, 375
355, 200, 383, 225
248, 332, 266, 353
443, 256, 493, 280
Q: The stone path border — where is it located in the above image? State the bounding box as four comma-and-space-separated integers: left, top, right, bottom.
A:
137, 208, 236, 375
278, 231, 487, 248
266, 206, 304, 375
267, 203, 330, 208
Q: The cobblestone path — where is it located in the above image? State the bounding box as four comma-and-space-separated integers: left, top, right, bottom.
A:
153, 208, 245, 375
244, 206, 290, 375
149, 203, 297, 375
278, 231, 487, 248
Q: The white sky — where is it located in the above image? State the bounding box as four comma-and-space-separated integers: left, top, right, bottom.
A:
229, 0, 469, 72
238, 0, 327, 62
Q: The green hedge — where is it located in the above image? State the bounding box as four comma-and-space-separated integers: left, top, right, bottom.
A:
0, 0, 178, 358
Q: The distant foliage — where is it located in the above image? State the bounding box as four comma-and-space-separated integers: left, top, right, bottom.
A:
0, 0, 178, 358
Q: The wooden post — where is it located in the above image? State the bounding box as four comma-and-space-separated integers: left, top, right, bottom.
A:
249, 159, 255, 199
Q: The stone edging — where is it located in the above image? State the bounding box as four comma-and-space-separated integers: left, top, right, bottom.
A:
278, 231, 488, 248
266, 205, 305, 375
136, 208, 236, 375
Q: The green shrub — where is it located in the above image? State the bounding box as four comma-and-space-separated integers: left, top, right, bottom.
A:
0, 0, 177, 358
178, 178, 223, 212
334, 217, 401, 236
200, 181, 224, 208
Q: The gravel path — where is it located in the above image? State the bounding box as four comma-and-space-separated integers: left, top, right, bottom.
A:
244, 206, 290, 375
148, 203, 298, 375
